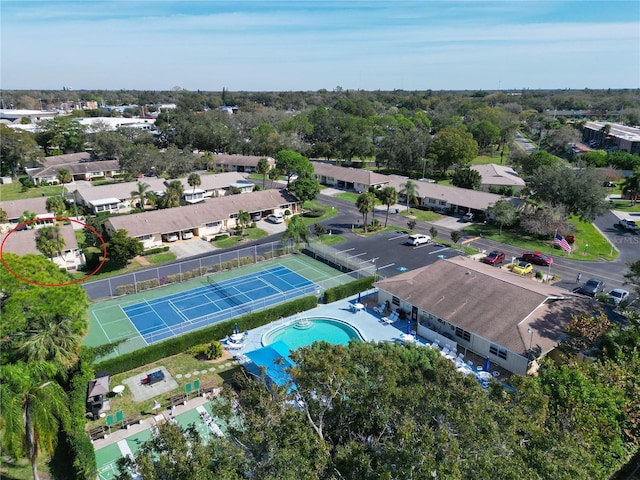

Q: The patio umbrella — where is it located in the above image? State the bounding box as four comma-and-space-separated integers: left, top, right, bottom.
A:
484, 357, 491, 372
234, 323, 239, 335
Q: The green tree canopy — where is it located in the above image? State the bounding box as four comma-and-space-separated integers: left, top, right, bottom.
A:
45, 196, 66, 217
451, 167, 482, 190
428, 126, 479, 174
378, 186, 398, 227
275, 150, 314, 186
281, 214, 310, 249
0, 124, 41, 178
256, 157, 271, 188
486, 198, 518, 234
35, 225, 66, 259
107, 229, 143, 267
355, 192, 376, 231
519, 150, 561, 176
288, 175, 321, 203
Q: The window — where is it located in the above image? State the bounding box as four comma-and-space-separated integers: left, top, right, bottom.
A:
439, 200, 447, 206
229, 213, 238, 219
392, 296, 400, 306
489, 344, 508, 360
137, 234, 152, 241
205, 221, 221, 228
454, 327, 471, 342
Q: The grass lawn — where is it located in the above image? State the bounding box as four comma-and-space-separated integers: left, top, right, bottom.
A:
212, 227, 268, 248
299, 200, 340, 226
353, 225, 409, 237
315, 234, 346, 246
0, 177, 68, 201
1, 456, 52, 480
464, 217, 617, 262
69, 251, 179, 281
84, 350, 239, 432
608, 199, 640, 214
400, 208, 442, 222
335, 192, 360, 203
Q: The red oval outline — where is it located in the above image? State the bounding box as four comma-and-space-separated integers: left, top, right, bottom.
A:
0, 217, 107, 287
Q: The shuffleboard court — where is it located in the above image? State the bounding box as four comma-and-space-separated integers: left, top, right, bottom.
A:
122, 266, 316, 344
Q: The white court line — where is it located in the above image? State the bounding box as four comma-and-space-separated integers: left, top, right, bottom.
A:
389, 233, 407, 240
117, 439, 133, 458
167, 299, 190, 323
348, 252, 367, 258
377, 263, 396, 271
429, 247, 451, 255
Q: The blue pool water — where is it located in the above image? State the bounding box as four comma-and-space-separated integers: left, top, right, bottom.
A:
263, 318, 363, 351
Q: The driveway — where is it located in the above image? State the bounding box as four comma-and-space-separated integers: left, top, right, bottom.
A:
169, 238, 216, 259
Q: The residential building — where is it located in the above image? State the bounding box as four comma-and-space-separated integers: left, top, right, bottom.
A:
104, 189, 299, 249
470, 164, 526, 193
374, 256, 598, 375
0, 223, 86, 270
26, 159, 121, 184
210, 154, 275, 173
582, 122, 640, 154
311, 161, 390, 192
0, 197, 53, 225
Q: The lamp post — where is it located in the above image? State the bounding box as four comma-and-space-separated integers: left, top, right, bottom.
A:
527, 327, 533, 357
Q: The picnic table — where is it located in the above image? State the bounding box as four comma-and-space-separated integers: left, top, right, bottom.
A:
88, 426, 108, 441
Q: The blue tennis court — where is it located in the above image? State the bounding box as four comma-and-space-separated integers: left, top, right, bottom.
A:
122, 266, 316, 344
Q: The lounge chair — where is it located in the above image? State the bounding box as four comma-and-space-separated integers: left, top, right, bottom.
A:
373, 303, 386, 314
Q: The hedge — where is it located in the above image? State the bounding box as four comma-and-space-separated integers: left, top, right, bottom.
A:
141, 246, 170, 256
323, 276, 376, 303
95, 295, 318, 375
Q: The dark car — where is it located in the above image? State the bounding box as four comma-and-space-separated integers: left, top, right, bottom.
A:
577, 278, 606, 297
482, 251, 505, 265
522, 251, 554, 266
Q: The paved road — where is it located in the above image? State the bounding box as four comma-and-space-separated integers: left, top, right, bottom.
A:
514, 132, 537, 154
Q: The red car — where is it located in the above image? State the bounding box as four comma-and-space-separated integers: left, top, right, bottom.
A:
482, 251, 505, 265
522, 251, 553, 266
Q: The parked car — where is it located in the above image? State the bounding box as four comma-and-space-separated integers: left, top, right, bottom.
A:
522, 251, 554, 266
577, 278, 606, 297
406, 234, 432, 246
512, 261, 533, 275
461, 212, 474, 222
603, 181, 616, 188
267, 213, 284, 224
619, 219, 638, 231
606, 288, 629, 305
482, 250, 505, 266
181, 231, 193, 240
165, 234, 179, 242
252, 212, 262, 222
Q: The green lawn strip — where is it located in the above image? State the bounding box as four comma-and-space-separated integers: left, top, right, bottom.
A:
84, 352, 235, 432
353, 225, 409, 237
212, 227, 267, 248
399, 209, 442, 222
1, 456, 52, 480
464, 217, 616, 261
315, 234, 346, 246
335, 191, 360, 203
0, 178, 68, 201
608, 199, 640, 214
75, 229, 86, 245
146, 252, 177, 265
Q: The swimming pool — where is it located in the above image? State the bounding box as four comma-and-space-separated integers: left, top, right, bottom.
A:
262, 317, 363, 351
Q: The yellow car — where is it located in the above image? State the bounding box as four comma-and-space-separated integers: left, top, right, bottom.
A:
512, 261, 533, 275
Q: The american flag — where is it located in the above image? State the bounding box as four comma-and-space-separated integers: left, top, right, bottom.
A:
553, 233, 571, 253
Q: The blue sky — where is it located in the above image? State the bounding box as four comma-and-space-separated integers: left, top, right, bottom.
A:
2, 1, 639, 91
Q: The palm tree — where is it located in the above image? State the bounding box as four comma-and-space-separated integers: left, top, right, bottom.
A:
45, 196, 66, 217
35, 225, 66, 260
268, 167, 281, 189
281, 215, 310, 249
622, 170, 640, 206
187, 172, 201, 197
400, 180, 419, 213
14, 315, 83, 368
257, 158, 271, 189
236, 210, 251, 235
0, 362, 71, 480
356, 192, 376, 232
131, 182, 150, 210
19, 210, 37, 229
57, 168, 72, 184
161, 180, 184, 208
379, 186, 398, 227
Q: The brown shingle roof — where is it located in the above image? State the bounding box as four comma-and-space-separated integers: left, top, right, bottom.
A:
311, 161, 390, 187
0, 224, 78, 256
0, 197, 50, 220
106, 189, 297, 237
212, 154, 275, 167
29, 160, 120, 179
375, 256, 598, 355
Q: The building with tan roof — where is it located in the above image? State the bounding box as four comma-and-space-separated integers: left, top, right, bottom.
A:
0, 197, 51, 224
311, 161, 390, 192
375, 256, 599, 375
0, 223, 85, 270
470, 164, 526, 193
104, 189, 299, 249
211, 154, 275, 173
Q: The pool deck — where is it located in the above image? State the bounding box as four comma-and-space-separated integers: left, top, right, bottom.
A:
225, 289, 425, 356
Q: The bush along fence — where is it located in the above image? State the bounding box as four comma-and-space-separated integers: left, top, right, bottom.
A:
323, 276, 376, 303
82, 240, 294, 300
94, 296, 318, 374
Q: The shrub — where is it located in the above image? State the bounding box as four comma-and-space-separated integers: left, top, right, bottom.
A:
166, 273, 181, 283
115, 284, 136, 296
535, 270, 544, 280
188, 344, 209, 357
141, 246, 170, 256
205, 341, 223, 360
323, 276, 375, 303
214, 234, 229, 241
137, 278, 159, 292
304, 208, 325, 218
